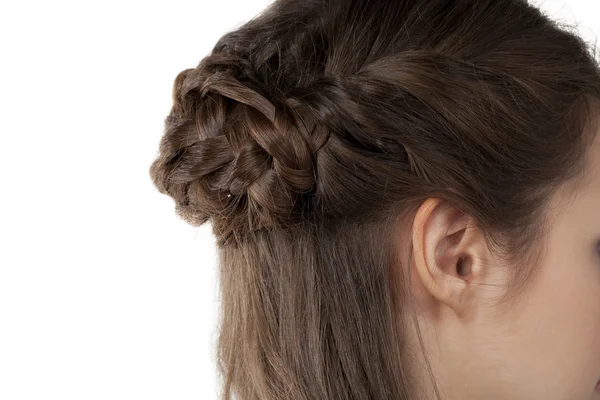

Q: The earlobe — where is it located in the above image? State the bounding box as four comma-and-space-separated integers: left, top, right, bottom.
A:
410, 197, 483, 317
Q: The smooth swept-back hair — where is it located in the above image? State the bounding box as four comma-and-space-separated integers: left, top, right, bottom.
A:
149, 0, 600, 398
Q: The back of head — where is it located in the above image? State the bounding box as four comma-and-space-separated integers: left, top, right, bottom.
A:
149, 0, 600, 399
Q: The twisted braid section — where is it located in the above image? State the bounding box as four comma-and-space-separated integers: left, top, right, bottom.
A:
150, 53, 345, 245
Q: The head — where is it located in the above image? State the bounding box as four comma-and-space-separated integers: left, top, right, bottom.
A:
149, 0, 600, 399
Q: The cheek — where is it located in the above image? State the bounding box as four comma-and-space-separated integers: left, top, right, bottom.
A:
566, 278, 600, 378
492, 254, 600, 399
528, 259, 600, 395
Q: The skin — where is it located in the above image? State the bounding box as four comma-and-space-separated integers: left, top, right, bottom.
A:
400, 126, 600, 399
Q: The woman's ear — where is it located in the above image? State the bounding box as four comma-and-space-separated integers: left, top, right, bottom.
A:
410, 197, 492, 320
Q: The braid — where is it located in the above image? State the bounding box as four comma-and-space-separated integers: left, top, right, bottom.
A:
150, 53, 370, 246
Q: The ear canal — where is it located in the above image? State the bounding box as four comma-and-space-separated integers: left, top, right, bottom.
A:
456, 256, 471, 277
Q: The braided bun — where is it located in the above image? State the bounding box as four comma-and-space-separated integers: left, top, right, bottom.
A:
149, 52, 331, 245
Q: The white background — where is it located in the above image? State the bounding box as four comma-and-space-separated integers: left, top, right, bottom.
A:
0, 0, 598, 399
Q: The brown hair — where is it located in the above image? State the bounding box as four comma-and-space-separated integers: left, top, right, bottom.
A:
149, 0, 600, 398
